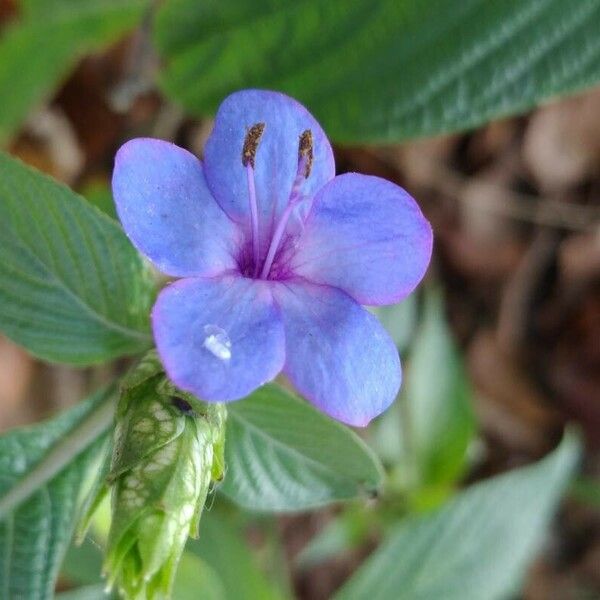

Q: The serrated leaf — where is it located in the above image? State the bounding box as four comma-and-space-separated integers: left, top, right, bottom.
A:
155, 0, 600, 143
221, 384, 384, 512
0, 152, 155, 364
0, 388, 115, 600
334, 430, 581, 600
0, 0, 147, 144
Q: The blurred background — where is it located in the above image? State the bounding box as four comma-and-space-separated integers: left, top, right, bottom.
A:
0, 1, 599, 598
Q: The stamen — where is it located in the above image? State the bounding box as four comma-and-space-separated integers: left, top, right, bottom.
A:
260, 129, 313, 279
246, 165, 260, 276
241, 123, 265, 276
241, 123, 265, 168
298, 129, 313, 178
259, 201, 296, 279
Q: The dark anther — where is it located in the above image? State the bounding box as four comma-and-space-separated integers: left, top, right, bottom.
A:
298, 129, 313, 178
242, 122, 266, 168
171, 396, 194, 415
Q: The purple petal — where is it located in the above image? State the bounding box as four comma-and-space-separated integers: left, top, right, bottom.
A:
272, 280, 401, 427
113, 138, 242, 277
203, 90, 335, 256
152, 276, 285, 401
289, 173, 433, 306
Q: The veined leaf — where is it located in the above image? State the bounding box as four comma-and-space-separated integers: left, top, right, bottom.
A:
0, 152, 155, 364
0, 0, 147, 144
0, 388, 115, 600
221, 384, 384, 511
155, 0, 600, 143
335, 430, 581, 600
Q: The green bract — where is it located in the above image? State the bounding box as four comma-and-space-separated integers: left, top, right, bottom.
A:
95, 353, 226, 599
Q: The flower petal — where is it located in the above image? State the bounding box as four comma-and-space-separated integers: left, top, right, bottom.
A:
152, 276, 285, 401
203, 90, 335, 255
113, 138, 242, 277
273, 280, 401, 427
289, 173, 433, 305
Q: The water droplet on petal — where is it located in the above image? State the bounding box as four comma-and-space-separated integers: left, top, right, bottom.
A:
202, 324, 232, 361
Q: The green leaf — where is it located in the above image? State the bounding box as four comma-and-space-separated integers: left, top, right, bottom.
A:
0, 0, 147, 144
570, 477, 600, 507
369, 294, 417, 353
0, 388, 115, 600
55, 584, 112, 600
334, 430, 581, 600
296, 507, 373, 570
81, 181, 117, 220
187, 510, 284, 600
221, 384, 384, 511
0, 152, 155, 364
60, 553, 226, 600
173, 553, 226, 600
402, 288, 476, 499
155, 0, 600, 143
61, 535, 108, 588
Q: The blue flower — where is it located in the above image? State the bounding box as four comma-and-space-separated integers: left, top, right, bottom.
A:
112, 90, 432, 426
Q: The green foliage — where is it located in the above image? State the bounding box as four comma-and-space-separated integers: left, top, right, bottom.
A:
172, 553, 225, 600
155, 0, 600, 143
99, 353, 226, 599
0, 0, 147, 144
55, 585, 112, 600
61, 535, 114, 593
61, 525, 228, 600
0, 152, 155, 364
187, 510, 285, 600
335, 431, 581, 600
570, 477, 600, 507
296, 506, 373, 570
221, 384, 384, 511
62, 507, 284, 600
402, 288, 476, 501
82, 181, 117, 220
368, 289, 476, 509
0, 388, 114, 600
370, 294, 417, 354
62, 545, 230, 600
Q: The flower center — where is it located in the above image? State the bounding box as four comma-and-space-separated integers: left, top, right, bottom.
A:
241, 124, 313, 279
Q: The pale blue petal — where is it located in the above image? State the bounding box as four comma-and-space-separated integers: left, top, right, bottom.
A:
113, 138, 242, 277
152, 276, 285, 401
204, 90, 335, 257
273, 280, 401, 426
289, 173, 433, 305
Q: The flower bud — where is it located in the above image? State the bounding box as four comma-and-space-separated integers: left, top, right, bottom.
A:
101, 352, 226, 599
